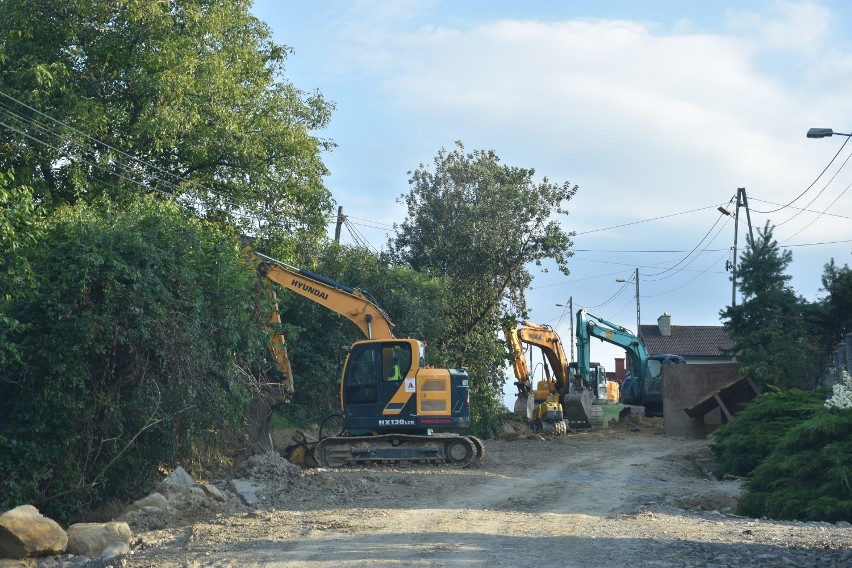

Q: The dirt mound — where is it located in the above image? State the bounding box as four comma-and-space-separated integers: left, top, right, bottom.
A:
234, 451, 302, 483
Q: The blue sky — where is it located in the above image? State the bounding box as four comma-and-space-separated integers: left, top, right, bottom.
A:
252, 1, 852, 404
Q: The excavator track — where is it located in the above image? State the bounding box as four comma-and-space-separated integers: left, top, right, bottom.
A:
314, 433, 484, 468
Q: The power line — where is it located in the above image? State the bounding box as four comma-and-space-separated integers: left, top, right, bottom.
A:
347, 215, 395, 228
0, 88, 296, 229
642, 212, 731, 279
343, 217, 380, 253
0, 92, 188, 193
347, 219, 396, 231
575, 204, 724, 235
578, 280, 632, 311
747, 198, 852, 222
767, 143, 852, 238
644, 216, 732, 282
642, 250, 730, 298
781, 178, 852, 244
751, 135, 852, 215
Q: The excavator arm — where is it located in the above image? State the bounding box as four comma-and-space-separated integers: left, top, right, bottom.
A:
576, 310, 680, 415
255, 251, 395, 340
576, 310, 647, 381
516, 322, 570, 392
246, 251, 396, 452
504, 324, 531, 393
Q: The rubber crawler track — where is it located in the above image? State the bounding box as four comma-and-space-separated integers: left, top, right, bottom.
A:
314, 433, 485, 468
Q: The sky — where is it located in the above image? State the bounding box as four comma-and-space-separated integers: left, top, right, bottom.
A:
251, 0, 852, 406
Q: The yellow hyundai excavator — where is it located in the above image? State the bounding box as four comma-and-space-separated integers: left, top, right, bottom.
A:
250, 251, 484, 467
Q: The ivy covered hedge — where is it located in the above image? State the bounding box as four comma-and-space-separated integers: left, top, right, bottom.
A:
0, 198, 270, 523
712, 389, 852, 522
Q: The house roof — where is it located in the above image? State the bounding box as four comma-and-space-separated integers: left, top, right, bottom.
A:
639, 324, 734, 358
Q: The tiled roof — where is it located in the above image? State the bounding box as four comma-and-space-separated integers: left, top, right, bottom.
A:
639, 325, 734, 358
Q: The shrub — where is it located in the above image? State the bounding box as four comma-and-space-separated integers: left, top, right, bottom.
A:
0, 198, 269, 522
738, 408, 852, 522
712, 389, 826, 477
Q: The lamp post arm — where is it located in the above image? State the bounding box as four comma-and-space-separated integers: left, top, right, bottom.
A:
807, 128, 852, 138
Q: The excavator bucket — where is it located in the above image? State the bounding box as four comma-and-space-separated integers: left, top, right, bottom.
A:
513, 392, 534, 420
244, 384, 291, 453
562, 390, 594, 429
244, 395, 275, 453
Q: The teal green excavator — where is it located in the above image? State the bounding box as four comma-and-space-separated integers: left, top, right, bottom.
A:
573, 309, 678, 416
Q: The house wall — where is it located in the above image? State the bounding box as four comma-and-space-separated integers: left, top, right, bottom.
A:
662, 363, 742, 438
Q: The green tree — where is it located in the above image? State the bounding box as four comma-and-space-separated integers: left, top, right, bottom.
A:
712, 388, 827, 477
737, 407, 852, 522
0, 170, 43, 365
389, 142, 577, 433
819, 259, 852, 351
0, 0, 333, 242
712, 389, 852, 522
0, 197, 269, 522
720, 222, 823, 389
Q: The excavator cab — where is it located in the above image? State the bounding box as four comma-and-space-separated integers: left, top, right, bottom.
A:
339, 338, 472, 436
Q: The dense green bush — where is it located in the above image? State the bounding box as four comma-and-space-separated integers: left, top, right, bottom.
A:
0, 198, 269, 522
712, 389, 827, 477
738, 408, 852, 522
712, 389, 851, 522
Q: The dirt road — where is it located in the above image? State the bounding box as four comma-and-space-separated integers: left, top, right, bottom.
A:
122, 419, 852, 567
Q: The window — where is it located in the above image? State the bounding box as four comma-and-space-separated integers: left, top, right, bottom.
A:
382, 343, 412, 382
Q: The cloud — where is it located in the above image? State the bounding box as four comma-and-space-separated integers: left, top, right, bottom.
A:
725, 0, 832, 54
289, 1, 852, 309
363, 18, 792, 212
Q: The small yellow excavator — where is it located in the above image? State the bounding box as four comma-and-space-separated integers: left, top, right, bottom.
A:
249, 251, 484, 467
505, 321, 588, 433
505, 320, 623, 432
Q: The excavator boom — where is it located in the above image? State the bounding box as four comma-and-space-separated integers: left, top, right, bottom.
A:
255, 251, 395, 340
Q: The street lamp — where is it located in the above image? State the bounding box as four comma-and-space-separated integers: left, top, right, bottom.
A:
807, 128, 852, 139
616, 267, 640, 335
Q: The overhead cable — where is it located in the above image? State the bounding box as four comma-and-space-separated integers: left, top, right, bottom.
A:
751, 135, 851, 214
575, 204, 723, 235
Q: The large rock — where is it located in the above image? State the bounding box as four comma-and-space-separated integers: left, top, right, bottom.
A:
65, 522, 131, 558
228, 479, 264, 506
199, 483, 225, 502
0, 506, 67, 560
126, 492, 169, 514
162, 466, 195, 487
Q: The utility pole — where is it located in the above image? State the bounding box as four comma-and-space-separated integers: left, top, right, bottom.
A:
569, 296, 574, 362
616, 269, 641, 335
633, 267, 640, 336
334, 206, 344, 244
728, 187, 754, 307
